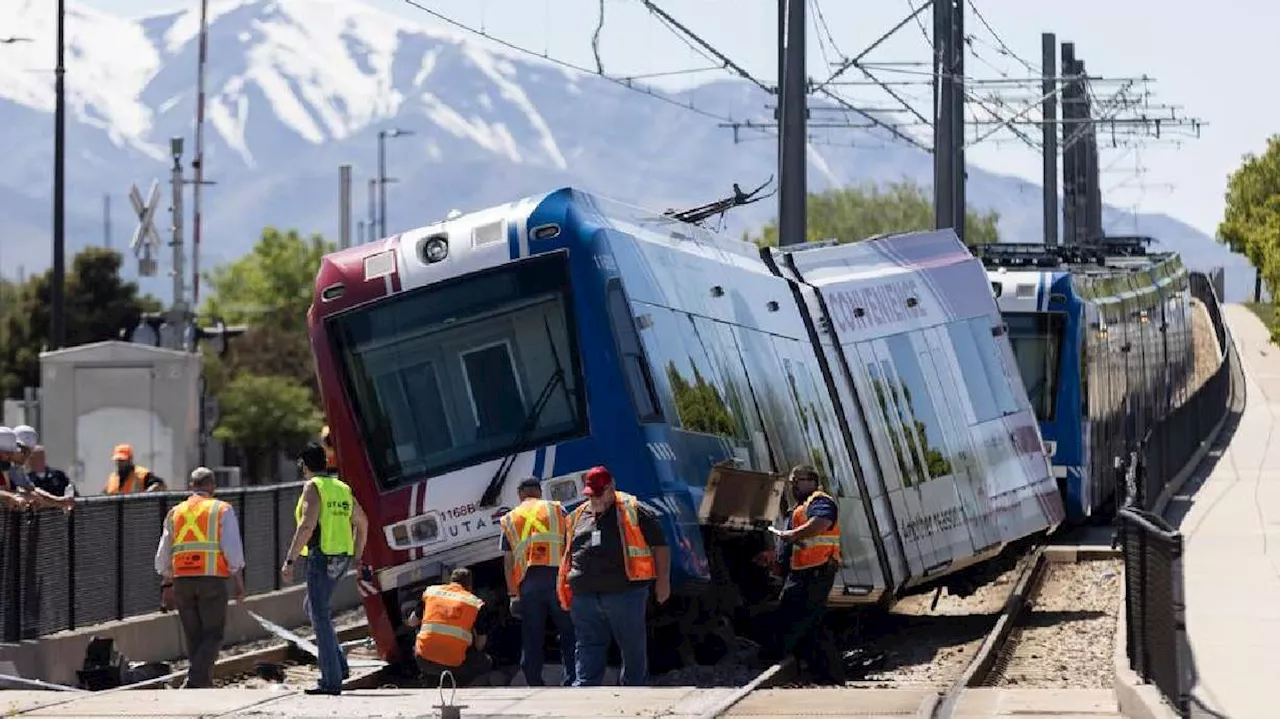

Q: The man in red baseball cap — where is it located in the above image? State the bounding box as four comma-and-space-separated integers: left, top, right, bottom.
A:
555, 466, 669, 686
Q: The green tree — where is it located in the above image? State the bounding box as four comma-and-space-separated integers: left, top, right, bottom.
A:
1220, 136, 1280, 330
755, 181, 1001, 248
213, 373, 323, 484
200, 228, 334, 398
0, 248, 161, 398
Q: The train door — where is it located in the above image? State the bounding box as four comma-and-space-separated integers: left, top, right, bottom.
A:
772, 337, 886, 593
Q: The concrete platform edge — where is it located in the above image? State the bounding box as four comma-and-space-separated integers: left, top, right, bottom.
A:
0, 573, 362, 686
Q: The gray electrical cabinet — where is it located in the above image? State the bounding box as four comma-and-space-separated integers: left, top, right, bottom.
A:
39, 341, 201, 495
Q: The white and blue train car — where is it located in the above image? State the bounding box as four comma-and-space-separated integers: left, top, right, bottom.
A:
310, 187, 1066, 664
983, 244, 1194, 520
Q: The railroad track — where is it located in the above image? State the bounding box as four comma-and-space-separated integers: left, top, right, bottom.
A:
704, 545, 1049, 718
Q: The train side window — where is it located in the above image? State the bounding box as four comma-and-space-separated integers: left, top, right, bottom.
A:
968, 318, 1020, 416
886, 334, 953, 481
605, 280, 663, 423
945, 321, 1000, 423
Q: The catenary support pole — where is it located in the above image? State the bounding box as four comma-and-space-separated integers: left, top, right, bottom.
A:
339, 165, 352, 250
777, 0, 807, 247
932, 0, 954, 233
51, 0, 66, 349
1041, 33, 1059, 246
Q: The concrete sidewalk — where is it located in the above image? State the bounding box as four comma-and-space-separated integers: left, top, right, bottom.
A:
1164, 304, 1280, 719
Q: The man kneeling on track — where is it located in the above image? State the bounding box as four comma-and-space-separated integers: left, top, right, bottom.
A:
755, 464, 847, 685
408, 568, 497, 687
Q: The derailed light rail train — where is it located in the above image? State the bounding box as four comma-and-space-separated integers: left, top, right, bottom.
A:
308, 188, 1066, 667
979, 239, 1196, 521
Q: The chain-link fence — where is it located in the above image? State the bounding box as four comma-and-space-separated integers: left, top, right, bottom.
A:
1117, 507, 1190, 718
0, 482, 304, 642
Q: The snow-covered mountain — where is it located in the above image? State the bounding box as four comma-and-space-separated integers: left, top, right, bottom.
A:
0, 0, 1256, 300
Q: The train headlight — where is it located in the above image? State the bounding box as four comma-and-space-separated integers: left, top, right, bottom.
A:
423, 236, 449, 263
384, 512, 442, 550
546, 474, 582, 503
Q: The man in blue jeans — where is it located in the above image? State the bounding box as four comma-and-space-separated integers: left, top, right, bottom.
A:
500, 477, 576, 686
559, 466, 669, 686
282, 443, 369, 695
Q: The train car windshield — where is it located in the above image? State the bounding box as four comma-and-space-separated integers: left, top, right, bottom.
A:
327, 250, 587, 489
1004, 311, 1066, 421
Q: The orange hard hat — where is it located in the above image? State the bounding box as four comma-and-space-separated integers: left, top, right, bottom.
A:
111, 444, 134, 461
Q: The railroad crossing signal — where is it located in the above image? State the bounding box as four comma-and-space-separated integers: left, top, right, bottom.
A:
129, 180, 162, 277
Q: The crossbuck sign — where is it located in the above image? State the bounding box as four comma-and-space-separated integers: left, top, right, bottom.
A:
129, 180, 162, 277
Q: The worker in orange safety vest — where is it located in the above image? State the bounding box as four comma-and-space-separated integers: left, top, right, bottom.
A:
407, 567, 495, 686
104, 444, 166, 494
499, 477, 575, 686
555, 466, 669, 687
154, 467, 246, 688
754, 464, 846, 685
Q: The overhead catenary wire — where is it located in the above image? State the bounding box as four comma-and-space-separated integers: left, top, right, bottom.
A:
396, 0, 759, 128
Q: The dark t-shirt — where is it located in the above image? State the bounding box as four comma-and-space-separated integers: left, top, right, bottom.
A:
566, 498, 667, 595
30, 468, 74, 497
779, 494, 839, 574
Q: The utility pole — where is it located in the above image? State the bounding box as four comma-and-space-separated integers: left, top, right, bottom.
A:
932, 0, 961, 238
51, 0, 66, 349
1060, 43, 1078, 245
950, 0, 965, 241
777, 0, 807, 247
168, 137, 188, 350
338, 165, 352, 250
367, 179, 377, 241
1041, 33, 1059, 245
1081, 58, 1103, 243
103, 194, 112, 249
191, 0, 210, 309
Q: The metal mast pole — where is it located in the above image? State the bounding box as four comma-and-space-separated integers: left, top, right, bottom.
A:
169, 137, 187, 350
377, 131, 387, 239
367, 179, 377, 241
51, 0, 66, 349
338, 165, 352, 250
1041, 33, 1059, 245
191, 0, 210, 309
1060, 43, 1078, 245
951, 0, 965, 241
777, 0, 807, 247
932, 0, 954, 233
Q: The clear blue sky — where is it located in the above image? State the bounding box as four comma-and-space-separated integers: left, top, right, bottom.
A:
85, 0, 1274, 237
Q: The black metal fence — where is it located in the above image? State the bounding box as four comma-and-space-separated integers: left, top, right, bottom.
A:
1117, 269, 1237, 718
1117, 507, 1190, 717
0, 482, 304, 642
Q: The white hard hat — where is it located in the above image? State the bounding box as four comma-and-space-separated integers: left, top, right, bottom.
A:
13, 425, 36, 448
0, 427, 15, 453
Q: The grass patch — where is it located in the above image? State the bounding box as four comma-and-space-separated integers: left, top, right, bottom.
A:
1244, 301, 1276, 328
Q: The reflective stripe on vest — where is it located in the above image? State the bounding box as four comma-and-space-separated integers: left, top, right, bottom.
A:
789, 490, 841, 571
555, 491, 657, 610
415, 583, 484, 667
296, 475, 355, 557
501, 499, 565, 589
171, 495, 231, 577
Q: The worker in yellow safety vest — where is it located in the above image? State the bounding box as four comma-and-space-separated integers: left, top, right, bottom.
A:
104, 444, 166, 494
282, 442, 369, 696
407, 567, 495, 686
499, 477, 575, 686
154, 467, 246, 689
755, 464, 847, 685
